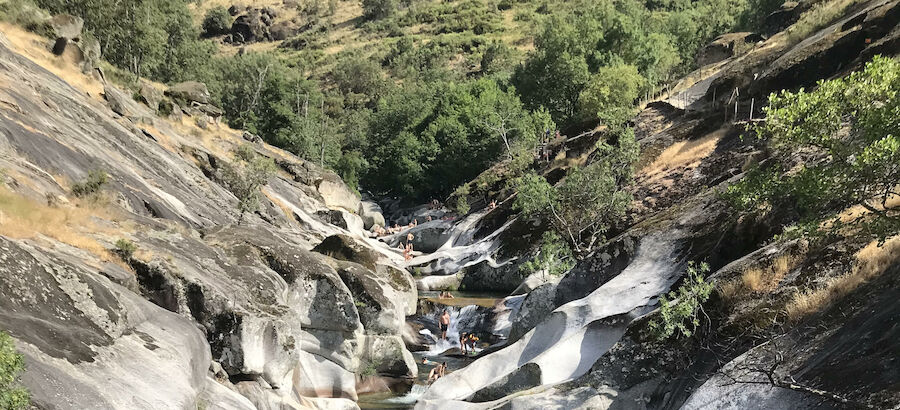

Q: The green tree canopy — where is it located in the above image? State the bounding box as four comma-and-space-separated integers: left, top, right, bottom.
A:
725, 56, 900, 241
514, 127, 638, 254
579, 64, 646, 127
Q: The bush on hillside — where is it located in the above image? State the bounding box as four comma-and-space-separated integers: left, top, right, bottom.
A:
221, 145, 277, 223
71, 170, 108, 198
649, 262, 714, 341
520, 231, 575, 278
0, 331, 29, 410
36, 0, 216, 82
202, 6, 232, 37
578, 64, 646, 127
362, 0, 396, 20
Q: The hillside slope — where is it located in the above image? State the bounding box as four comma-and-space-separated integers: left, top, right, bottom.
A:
0, 22, 417, 409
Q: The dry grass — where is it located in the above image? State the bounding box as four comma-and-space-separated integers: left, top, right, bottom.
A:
834, 192, 900, 224
640, 129, 723, 181
719, 252, 801, 304
786, 236, 900, 321
0, 22, 104, 97
0, 186, 120, 259
264, 190, 298, 225
741, 254, 798, 292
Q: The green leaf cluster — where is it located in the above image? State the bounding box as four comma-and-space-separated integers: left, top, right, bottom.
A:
221, 145, 277, 221
725, 56, 900, 241
514, 127, 638, 254
0, 331, 29, 410
649, 262, 714, 341
520, 231, 575, 278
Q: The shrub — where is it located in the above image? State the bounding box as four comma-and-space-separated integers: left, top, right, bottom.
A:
362, 0, 396, 20
71, 170, 109, 198
114, 238, 137, 260
514, 128, 638, 255
453, 185, 471, 215
202, 6, 232, 37
221, 145, 277, 223
578, 64, 646, 127
359, 358, 380, 377
0, 331, 29, 410
649, 262, 714, 341
0, 0, 51, 36
520, 231, 574, 278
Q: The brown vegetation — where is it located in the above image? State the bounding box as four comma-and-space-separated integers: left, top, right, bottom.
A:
786, 236, 900, 321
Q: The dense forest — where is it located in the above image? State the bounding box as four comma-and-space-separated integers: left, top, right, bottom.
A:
3, 0, 782, 200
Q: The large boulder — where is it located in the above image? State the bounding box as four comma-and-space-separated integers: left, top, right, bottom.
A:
358, 200, 386, 230
384, 220, 454, 253
231, 11, 270, 43
139, 83, 164, 112
317, 209, 366, 235
104, 84, 149, 119
358, 335, 418, 378
166, 81, 211, 104
508, 282, 558, 342
50, 14, 83, 40
470, 363, 542, 402
312, 234, 380, 271
317, 174, 361, 213
336, 263, 405, 334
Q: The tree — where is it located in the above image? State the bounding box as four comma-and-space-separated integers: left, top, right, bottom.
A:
514, 127, 638, 255
513, 16, 596, 126
579, 64, 646, 127
221, 145, 277, 223
36, 0, 215, 83
480, 41, 516, 75
725, 56, 900, 241
0, 331, 29, 410
202, 6, 232, 37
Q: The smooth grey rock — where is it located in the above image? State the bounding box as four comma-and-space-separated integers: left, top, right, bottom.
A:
358, 200, 386, 229
50, 14, 83, 40
317, 175, 361, 213
139, 83, 164, 112
166, 81, 211, 104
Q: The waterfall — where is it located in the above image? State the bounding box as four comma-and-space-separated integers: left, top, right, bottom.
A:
418, 305, 487, 356
381, 384, 429, 405
418, 232, 685, 403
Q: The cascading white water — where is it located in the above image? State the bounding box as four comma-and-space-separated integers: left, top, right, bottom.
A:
380, 384, 429, 405
407, 210, 518, 275
417, 233, 685, 406
419, 305, 486, 356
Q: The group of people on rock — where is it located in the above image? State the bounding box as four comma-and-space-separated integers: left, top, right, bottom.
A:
459, 332, 479, 355
372, 219, 419, 237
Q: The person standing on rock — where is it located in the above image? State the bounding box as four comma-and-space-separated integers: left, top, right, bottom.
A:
439, 310, 451, 340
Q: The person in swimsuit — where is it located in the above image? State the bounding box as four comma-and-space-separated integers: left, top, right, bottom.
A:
439, 310, 451, 339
